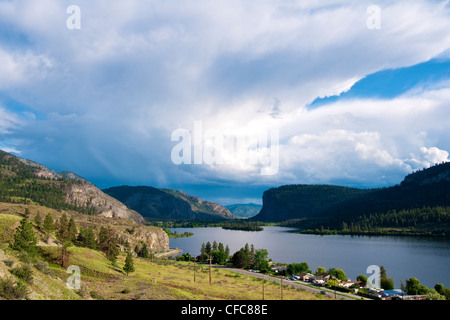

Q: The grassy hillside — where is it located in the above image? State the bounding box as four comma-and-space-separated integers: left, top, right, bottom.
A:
0, 204, 327, 300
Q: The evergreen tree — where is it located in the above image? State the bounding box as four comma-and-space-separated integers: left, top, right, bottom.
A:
34, 212, 42, 226
43, 213, 54, 242
250, 244, 255, 260
78, 227, 96, 249
86, 227, 97, 249
205, 241, 212, 254
12, 218, 38, 257
140, 243, 149, 258
67, 216, 78, 242
380, 266, 395, 290
57, 213, 70, 242
98, 226, 120, 263
43, 213, 54, 234
123, 252, 135, 276
225, 245, 230, 258
200, 243, 206, 255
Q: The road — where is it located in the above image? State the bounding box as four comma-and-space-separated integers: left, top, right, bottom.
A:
219, 267, 370, 300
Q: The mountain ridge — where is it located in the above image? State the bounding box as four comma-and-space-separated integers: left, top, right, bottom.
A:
103, 185, 235, 220
0, 150, 145, 224
226, 203, 262, 218
252, 162, 450, 223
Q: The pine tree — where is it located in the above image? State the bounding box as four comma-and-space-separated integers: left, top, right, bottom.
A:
225, 245, 230, 258
84, 227, 97, 249
123, 252, 135, 276
205, 241, 212, 254
380, 266, 395, 290
43, 213, 54, 242
57, 213, 69, 242
98, 226, 120, 263
43, 213, 54, 233
140, 243, 149, 258
200, 243, 206, 255
67, 216, 78, 242
34, 212, 42, 226
12, 218, 37, 257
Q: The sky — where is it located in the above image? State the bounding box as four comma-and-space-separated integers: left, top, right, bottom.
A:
1, 0, 450, 205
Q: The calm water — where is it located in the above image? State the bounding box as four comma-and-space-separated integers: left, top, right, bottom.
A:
169, 226, 450, 289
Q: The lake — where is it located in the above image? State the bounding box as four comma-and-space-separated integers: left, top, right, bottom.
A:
169, 226, 450, 289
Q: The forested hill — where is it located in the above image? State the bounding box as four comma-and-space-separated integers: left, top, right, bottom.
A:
252, 162, 450, 226
103, 185, 235, 220
252, 185, 371, 222
0, 150, 145, 224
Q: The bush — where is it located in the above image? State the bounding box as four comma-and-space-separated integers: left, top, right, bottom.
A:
90, 290, 105, 300
0, 276, 29, 300
34, 261, 52, 275
3, 259, 14, 268
10, 264, 34, 284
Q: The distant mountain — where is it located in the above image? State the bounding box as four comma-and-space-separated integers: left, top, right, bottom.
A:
226, 203, 262, 218
0, 150, 145, 224
103, 186, 235, 220
252, 162, 450, 223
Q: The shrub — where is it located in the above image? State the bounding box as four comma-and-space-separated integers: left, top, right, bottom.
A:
3, 259, 14, 268
0, 276, 29, 300
90, 290, 104, 300
10, 264, 34, 284
34, 261, 52, 275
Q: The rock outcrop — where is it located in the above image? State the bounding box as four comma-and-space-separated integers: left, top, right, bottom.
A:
64, 182, 146, 224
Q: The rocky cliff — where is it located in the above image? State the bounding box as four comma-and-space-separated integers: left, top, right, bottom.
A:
64, 182, 145, 224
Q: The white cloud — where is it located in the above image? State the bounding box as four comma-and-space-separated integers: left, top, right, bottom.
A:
417, 147, 449, 167
0, 107, 22, 134
1, 0, 450, 191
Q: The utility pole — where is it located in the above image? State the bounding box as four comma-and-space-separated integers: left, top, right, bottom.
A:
194, 265, 196, 283
209, 255, 212, 285
262, 278, 265, 300
280, 278, 283, 300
